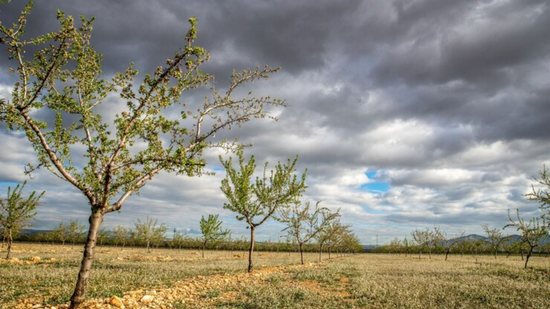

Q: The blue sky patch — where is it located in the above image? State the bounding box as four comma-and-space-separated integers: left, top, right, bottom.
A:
360, 182, 390, 193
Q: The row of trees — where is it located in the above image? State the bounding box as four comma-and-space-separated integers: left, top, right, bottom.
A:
14, 217, 361, 256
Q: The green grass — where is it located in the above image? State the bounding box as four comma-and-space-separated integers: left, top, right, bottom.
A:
1, 243, 550, 308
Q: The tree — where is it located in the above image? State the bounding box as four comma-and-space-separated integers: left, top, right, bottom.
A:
504, 209, 548, 269
67, 220, 86, 246
315, 218, 343, 261
112, 225, 130, 248
527, 165, 550, 220
482, 224, 504, 259
279, 201, 339, 264
0, 181, 44, 259
220, 149, 306, 272
199, 214, 229, 258
411, 229, 431, 259
51, 222, 69, 245
0, 3, 283, 307
134, 217, 167, 252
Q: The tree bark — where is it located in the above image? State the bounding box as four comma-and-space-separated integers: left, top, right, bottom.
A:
318, 243, 322, 262
202, 240, 207, 258
247, 226, 255, 273
445, 248, 450, 261
524, 246, 534, 269
69, 209, 104, 309
6, 229, 13, 259
299, 242, 304, 265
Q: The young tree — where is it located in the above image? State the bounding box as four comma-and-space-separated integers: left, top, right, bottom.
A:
527, 165, 550, 219
315, 219, 344, 261
442, 232, 465, 261
504, 209, 548, 269
482, 224, 504, 259
112, 225, 131, 248
220, 149, 306, 272
0, 182, 44, 259
411, 229, 430, 259
199, 214, 229, 258
0, 3, 283, 306
51, 222, 69, 245
279, 201, 339, 264
134, 217, 167, 252
67, 220, 86, 246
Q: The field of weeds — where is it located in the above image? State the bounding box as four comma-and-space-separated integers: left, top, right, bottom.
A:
1, 243, 550, 308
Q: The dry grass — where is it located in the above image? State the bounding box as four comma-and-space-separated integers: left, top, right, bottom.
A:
1, 243, 550, 308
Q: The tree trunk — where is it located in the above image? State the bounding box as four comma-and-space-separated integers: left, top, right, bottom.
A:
146, 240, 151, 253
247, 226, 255, 273
520, 248, 524, 261
299, 243, 304, 265
6, 229, 13, 259
445, 248, 450, 261
524, 246, 534, 269
202, 241, 207, 258
69, 209, 104, 309
318, 243, 322, 262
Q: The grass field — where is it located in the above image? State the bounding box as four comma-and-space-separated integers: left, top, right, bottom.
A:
1, 243, 550, 308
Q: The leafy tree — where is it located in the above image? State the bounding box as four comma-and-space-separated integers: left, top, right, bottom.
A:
199, 214, 229, 258
279, 201, 339, 264
527, 165, 550, 220
0, 182, 44, 259
67, 220, 86, 246
134, 217, 167, 252
315, 218, 343, 261
504, 209, 548, 269
0, 3, 282, 306
220, 149, 306, 272
112, 225, 131, 248
482, 224, 504, 259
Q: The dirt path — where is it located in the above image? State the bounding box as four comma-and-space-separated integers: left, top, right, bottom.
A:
16, 263, 320, 309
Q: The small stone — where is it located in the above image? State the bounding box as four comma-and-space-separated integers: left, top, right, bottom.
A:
109, 296, 124, 308
140, 295, 154, 303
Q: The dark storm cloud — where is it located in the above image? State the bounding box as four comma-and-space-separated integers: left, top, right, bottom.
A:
1, 0, 550, 243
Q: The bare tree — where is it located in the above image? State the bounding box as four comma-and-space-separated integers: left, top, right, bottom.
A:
279, 201, 339, 264
220, 149, 306, 272
0, 182, 44, 259
442, 232, 465, 261
134, 217, 167, 252
0, 3, 284, 306
504, 209, 548, 269
199, 214, 229, 258
482, 224, 504, 259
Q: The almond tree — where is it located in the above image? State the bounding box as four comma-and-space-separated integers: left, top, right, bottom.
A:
279, 201, 339, 264
220, 149, 306, 272
134, 217, 167, 252
199, 214, 229, 258
0, 181, 44, 259
504, 209, 548, 269
482, 224, 504, 259
315, 218, 343, 261
0, 3, 283, 307
112, 225, 130, 248
412, 229, 431, 259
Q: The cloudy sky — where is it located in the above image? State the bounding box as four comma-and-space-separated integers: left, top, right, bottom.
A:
1, 0, 549, 244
